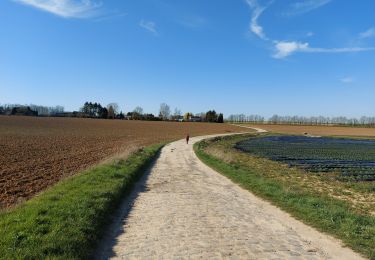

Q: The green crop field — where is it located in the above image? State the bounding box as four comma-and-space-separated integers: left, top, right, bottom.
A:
236, 135, 375, 182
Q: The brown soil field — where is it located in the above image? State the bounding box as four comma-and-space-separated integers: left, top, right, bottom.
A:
248, 124, 375, 137
0, 116, 246, 208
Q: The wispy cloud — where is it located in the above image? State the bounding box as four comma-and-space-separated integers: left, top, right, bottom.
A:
93, 12, 127, 22
13, 0, 102, 18
246, 0, 269, 40
178, 15, 207, 29
306, 31, 314, 37
359, 27, 375, 39
340, 77, 354, 84
285, 0, 332, 16
273, 41, 375, 59
306, 47, 375, 53
140, 20, 158, 35
245, 0, 375, 59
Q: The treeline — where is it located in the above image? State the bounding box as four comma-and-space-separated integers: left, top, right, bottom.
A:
80, 102, 126, 119
227, 114, 265, 123
181, 110, 224, 123
78, 102, 224, 123
0, 104, 64, 116
227, 114, 375, 126
0, 102, 225, 123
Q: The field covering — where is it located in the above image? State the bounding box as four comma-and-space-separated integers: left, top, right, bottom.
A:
194, 134, 375, 258
236, 135, 375, 181
246, 124, 375, 137
0, 116, 243, 208
0, 144, 163, 259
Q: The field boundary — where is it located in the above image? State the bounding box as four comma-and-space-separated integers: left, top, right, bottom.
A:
239, 123, 375, 138
194, 135, 374, 259
0, 143, 164, 259
229, 124, 268, 133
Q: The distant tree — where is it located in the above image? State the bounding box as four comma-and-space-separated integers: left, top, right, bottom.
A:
144, 113, 157, 121
170, 108, 183, 121
206, 110, 218, 122
159, 103, 171, 120
107, 103, 120, 115
197, 112, 206, 121
108, 105, 115, 119
174, 108, 182, 117
217, 113, 224, 123
117, 111, 125, 119
28, 104, 64, 116
184, 112, 193, 121
134, 106, 143, 114
81, 102, 90, 115
99, 107, 108, 119
81, 101, 104, 118
132, 106, 143, 120
269, 114, 279, 124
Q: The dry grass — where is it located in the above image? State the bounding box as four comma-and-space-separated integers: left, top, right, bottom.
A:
247, 124, 375, 137
0, 116, 245, 208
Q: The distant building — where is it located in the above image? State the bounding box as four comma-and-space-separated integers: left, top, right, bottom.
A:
53, 111, 88, 118
189, 116, 202, 122
54, 112, 74, 117
171, 115, 184, 122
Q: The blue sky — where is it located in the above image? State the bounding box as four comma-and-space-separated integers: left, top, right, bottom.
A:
0, 0, 374, 117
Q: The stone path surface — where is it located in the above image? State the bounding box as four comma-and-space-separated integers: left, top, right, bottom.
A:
98, 134, 363, 260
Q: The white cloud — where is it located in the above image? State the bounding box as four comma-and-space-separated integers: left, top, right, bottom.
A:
340, 77, 354, 84
359, 28, 375, 39
245, 0, 268, 40
273, 41, 309, 58
140, 20, 158, 35
286, 0, 332, 16
13, 0, 101, 18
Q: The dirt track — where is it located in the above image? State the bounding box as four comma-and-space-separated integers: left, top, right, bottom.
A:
99, 134, 363, 259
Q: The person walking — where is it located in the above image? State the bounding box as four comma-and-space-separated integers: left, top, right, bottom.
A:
186, 134, 190, 144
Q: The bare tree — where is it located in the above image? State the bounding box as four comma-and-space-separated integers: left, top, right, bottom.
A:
159, 103, 171, 120
198, 112, 206, 121
174, 108, 182, 117
132, 106, 144, 120
133, 106, 144, 115
108, 105, 115, 119
107, 103, 120, 115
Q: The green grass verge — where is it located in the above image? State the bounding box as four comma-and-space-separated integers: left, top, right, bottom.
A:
0, 143, 164, 259
194, 138, 374, 259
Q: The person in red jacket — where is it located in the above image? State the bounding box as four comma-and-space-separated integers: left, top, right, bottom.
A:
186, 134, 190, 144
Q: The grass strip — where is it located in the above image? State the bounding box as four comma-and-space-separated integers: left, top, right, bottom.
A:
194, 138, 374, 259
0, 143, 164, 259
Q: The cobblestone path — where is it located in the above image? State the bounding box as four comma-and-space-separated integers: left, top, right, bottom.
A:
99, 134, 363, 260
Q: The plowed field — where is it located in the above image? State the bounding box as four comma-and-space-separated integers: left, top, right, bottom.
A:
0, 116, 244, 208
